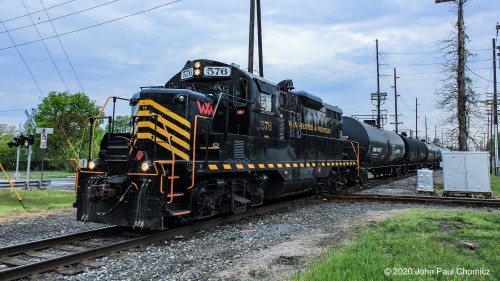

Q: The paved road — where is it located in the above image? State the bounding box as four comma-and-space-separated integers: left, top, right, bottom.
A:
48, 178, 75, 191
0, 178, 75, 191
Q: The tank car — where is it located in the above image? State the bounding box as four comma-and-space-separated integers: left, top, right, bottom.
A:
74, 59, 357, 229
342, 116, 405, 177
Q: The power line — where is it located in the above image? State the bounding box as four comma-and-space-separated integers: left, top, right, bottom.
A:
40, 0, 85, 93
0, 0, 119, 35
0, 18, 44, 96
1, 0, 76, 23
20, 0, 70, 93
0, 0, 182, 51
0, 108, 29, 113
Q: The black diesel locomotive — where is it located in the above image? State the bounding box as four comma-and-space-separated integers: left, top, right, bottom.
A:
75, 59, 358, 229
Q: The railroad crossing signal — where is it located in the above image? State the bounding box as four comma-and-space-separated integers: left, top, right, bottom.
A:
6, 135, 25, 148
6, 134, 35, 148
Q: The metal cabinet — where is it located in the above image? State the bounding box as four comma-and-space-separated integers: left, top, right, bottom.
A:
442, 152, 491, 193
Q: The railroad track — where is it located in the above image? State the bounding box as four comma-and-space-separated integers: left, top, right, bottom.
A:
326, 194, 500, 208
0, 196, 314, 281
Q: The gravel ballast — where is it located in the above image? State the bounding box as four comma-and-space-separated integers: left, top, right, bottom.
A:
1, 170, 496, 280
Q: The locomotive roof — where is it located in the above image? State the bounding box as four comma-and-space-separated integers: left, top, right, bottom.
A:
174, 59, 341, 112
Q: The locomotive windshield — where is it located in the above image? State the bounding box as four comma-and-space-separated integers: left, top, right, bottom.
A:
182, 81, 231, 96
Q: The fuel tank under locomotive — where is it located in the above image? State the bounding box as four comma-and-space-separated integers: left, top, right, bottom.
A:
342, 116, 405, 167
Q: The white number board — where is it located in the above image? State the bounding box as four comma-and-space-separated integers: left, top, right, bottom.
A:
181, 68, 194, 80
204, 66, 231, 77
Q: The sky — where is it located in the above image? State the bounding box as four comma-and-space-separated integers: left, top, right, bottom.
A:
0, 0, 499, 145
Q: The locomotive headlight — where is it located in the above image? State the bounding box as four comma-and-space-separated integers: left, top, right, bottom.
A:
88, 160, 99, 170
141, 161, 152, 172
194, 61, 201, 68
194, 68, 201, 76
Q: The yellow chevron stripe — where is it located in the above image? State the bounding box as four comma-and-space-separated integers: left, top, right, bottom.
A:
223, 164, 232, 170
208, 164, 218, 170
248, 164, 255, 169
138, 110, 191, 140
137, 133, 189, 160
137, 121, 190, 150
139, 100, 191, 128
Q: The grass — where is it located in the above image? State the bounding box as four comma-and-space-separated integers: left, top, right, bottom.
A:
0, 189, 75, 216
295, 209, 500, 281
0, 170, 74, 180
434, 171, 499, 197
490, 173, 500, 196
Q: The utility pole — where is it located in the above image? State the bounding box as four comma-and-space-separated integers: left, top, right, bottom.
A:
248, 0, 264, 77
415, 98, 419, 140
435, 0, 467, 151
256, 0, 264, 78
391, 68, 401, 134
456, 0, 467, 150
248, 0, 255, 74
371, 39, 386, 129
425, 116, 428, 143
376, 39, 381, 128
376, 39, 380, 128
493, 36, 499, 175
434, 124, 437, 144
13, 123, 22, 179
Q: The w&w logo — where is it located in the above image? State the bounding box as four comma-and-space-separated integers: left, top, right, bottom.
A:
197, 101, 215, 116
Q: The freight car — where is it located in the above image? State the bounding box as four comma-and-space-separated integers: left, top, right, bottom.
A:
74, 59, 358, 230
342, 116, 441, 178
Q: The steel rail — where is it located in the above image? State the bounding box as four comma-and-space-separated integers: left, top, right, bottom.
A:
0, 226, 126, 258
0, 196, 313, 281
326, 194, 500, 208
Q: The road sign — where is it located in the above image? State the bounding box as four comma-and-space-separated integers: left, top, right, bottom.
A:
40, 133, 47, 149
36, 128, 54, 134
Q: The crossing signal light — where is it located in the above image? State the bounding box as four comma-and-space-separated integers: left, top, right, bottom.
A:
14, 135, 25, 147
26, 134, 35, 145
6, 134, 34, 148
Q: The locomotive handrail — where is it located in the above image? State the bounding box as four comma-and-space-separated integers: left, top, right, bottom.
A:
187, 115, 208, 190
187, 92, 225, 190
84, 96, 113, 160
127, 113, 177, 202
78, 96, 128, 161
349, 141, 361, 177
154, 114, 177, 203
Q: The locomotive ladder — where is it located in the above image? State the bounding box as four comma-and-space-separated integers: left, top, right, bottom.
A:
136, 114, 191, 217
158, 114, 192, 217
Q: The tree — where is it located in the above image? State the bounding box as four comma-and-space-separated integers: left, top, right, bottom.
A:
434, 0, 480, 151
105, 115, 131, 134
0, 124, 16, 135
0, 132, 18, 169
34, 91, 102, 171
